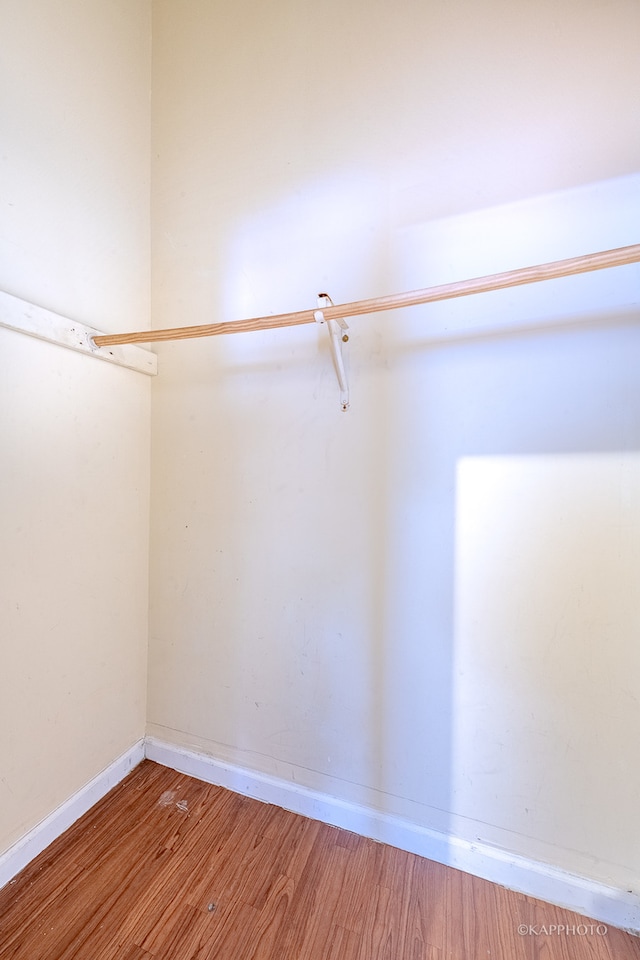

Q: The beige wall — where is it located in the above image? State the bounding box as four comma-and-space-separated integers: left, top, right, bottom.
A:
147, 0, 640, 890
0, 0, 151, 854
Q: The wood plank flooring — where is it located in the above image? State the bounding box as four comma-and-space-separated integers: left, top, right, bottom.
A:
0, 761, 638, 959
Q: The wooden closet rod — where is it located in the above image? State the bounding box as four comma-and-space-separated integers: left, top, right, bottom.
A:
93, 243, 640, 347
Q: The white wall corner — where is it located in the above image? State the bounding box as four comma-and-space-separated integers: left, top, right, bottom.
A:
144, 736, 640, 936
0, 740, 145, 893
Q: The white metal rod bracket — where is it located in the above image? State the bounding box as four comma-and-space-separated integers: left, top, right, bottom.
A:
315, 293, 349, 411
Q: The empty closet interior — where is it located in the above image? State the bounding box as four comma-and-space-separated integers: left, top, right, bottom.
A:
2, 0, 640, 941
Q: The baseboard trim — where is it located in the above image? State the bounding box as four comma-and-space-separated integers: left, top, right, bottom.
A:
0, 739, 145, 892
144, 736, 640, 935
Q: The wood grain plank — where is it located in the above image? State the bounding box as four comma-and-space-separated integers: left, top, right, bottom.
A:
199, 898, 261, 959
324, 923, 362, 959
267, 838, 354, 959
405, 855, 449, 953
180, 797, 275, 911
140, 902, 215, 958
196, 873, 296, 960
331, 832, 379, 934
118, 791, 245, 950
117, 947, 154, 960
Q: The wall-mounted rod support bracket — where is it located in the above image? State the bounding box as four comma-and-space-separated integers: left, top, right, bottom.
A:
0, 290, 157, 376
315, 294, 349, 411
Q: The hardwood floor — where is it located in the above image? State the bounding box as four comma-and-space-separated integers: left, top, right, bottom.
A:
0, 761, 638, 959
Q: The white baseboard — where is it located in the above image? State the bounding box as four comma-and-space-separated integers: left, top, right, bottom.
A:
0, 740, 145, 892
3, 736, 638, 935
145, 736, 640, 935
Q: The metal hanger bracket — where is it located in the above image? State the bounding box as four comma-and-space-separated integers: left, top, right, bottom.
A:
315, 293, 350, 411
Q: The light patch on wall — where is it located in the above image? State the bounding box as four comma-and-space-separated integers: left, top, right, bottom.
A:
218, 171, 391, 364
452, 453, 640, 869
393, 173, 640, 344
207, 173, 640, 370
